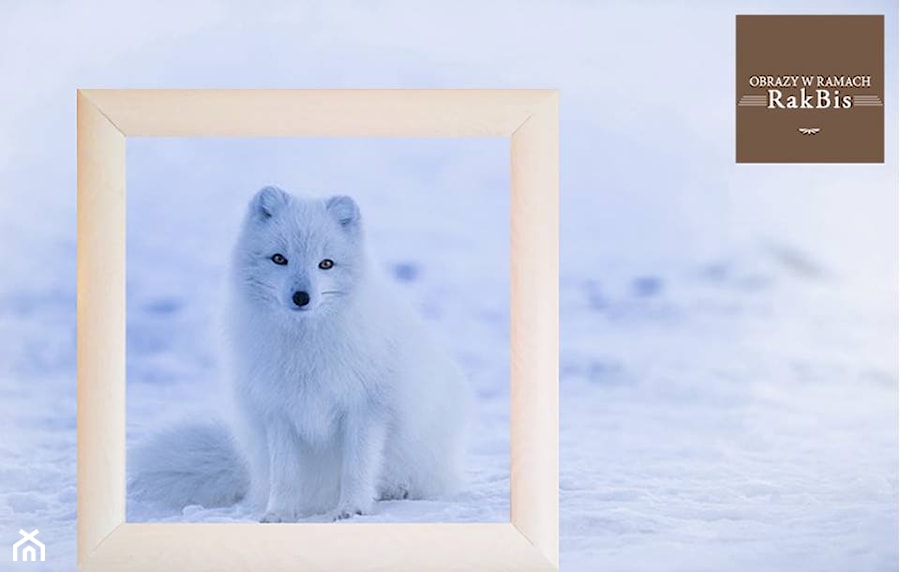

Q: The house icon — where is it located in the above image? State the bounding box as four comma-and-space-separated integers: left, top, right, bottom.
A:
12, 529, 45, 562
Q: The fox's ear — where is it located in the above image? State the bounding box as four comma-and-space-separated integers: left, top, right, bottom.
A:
325, 195, 360, 230
249, 186, 289, 220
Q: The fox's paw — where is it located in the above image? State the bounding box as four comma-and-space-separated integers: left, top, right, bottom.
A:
331, 508, 363, 521
378, 483, 410, 501
260, 509, 297, 523
329, 500, 373, 522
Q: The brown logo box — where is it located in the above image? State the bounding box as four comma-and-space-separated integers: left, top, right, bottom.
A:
736, 15, 884, 163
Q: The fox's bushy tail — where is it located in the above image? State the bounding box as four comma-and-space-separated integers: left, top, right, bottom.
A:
128, 419, 249, 509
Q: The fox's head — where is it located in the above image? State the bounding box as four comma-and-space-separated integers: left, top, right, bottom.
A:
232, 186, 365, 318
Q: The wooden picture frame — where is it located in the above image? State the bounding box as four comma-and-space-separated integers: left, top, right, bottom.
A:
77, 89, 558, 571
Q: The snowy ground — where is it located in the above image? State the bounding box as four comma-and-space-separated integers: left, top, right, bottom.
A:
560, 260, 898, 572
0, 1, 897, 571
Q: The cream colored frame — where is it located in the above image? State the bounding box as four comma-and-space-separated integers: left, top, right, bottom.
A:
77, 89, 558, 571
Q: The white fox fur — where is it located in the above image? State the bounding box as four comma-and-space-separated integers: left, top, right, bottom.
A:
129, 187, 470, 522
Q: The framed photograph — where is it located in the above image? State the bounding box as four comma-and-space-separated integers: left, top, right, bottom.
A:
77, 90, 559, 570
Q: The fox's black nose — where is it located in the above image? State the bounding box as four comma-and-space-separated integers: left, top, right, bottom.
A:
292, 291, 311, 307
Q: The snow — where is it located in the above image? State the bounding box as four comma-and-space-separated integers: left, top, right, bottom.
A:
0, 1, 897, 571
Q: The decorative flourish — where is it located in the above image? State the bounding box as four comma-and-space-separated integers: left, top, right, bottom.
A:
798, 127, 821, 135
853, 95, 883, 107
738, 94, 767, 107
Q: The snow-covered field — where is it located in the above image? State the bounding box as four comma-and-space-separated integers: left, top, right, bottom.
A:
0, 1, 897, 571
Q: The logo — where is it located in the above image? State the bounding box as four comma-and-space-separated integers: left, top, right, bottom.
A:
736, 15, 884, 163
12, 530, 45, 563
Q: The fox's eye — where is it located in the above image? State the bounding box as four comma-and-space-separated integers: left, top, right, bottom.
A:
271, 253, 288, 265
318, 259, 334, 270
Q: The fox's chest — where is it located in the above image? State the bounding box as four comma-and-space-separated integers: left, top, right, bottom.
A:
287, 383, 345, 445
254, 340, 384, 444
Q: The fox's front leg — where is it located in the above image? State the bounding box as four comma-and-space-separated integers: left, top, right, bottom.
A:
332, 408, 388, 520
260, 418, 304, 523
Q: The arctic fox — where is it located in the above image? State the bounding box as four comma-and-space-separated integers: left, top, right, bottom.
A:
129, 187, 470, 522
